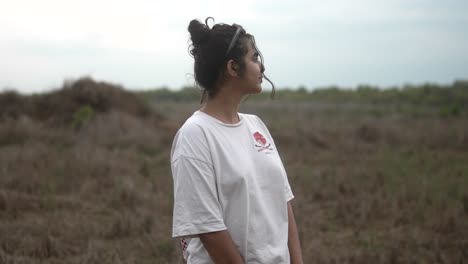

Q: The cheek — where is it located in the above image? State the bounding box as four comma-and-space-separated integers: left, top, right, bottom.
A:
250, 61, 261, 73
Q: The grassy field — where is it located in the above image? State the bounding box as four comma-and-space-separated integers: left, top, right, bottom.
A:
1, 79, 467, 263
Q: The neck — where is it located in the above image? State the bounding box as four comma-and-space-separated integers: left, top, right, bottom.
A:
201, 83, 244, 124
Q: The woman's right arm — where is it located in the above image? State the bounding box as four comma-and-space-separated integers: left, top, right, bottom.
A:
199, 230, 244, 264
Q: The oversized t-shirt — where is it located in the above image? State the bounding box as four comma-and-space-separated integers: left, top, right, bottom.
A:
171, 110, 294, 263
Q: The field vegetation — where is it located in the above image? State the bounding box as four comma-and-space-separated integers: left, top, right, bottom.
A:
1, 77, 467, 263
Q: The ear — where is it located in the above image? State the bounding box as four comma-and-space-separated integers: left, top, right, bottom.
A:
226, 59, 239, 78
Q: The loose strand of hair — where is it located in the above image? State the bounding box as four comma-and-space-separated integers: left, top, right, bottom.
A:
251, 36, 276, 99
205, 17, 215, 28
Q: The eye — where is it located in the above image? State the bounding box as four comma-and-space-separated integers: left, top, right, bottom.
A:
253, 52, 259, 61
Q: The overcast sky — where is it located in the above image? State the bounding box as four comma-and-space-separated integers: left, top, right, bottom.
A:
1, 0, 467, 93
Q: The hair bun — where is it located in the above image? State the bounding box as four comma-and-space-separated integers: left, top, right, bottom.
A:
188, 19, 210, 45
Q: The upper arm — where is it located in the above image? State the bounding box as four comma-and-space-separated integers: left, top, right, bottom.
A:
199, 230, 244, 263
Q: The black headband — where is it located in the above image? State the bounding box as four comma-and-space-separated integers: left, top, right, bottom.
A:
226, 24, 242, 56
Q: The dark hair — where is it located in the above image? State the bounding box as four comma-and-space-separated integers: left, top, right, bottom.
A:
188, 17, 275, 101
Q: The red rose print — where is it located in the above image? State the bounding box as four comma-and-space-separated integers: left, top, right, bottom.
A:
253, 131, 267, 146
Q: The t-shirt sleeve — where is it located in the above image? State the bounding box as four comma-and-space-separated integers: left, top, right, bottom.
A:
279, 160, 295, 202
171, 154, 226, 238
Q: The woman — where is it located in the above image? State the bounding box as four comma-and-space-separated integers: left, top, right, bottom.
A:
171, 17, 303, 263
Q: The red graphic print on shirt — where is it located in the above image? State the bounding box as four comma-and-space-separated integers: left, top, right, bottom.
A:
254, 132, 267, 145
253, 131, 273, 152
180, 238, 188, 252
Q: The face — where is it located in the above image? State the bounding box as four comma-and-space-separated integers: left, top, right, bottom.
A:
238, 40, 264, 94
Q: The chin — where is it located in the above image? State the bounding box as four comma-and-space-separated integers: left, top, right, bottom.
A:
242, 84, 262, 95
252, 85, 262, 94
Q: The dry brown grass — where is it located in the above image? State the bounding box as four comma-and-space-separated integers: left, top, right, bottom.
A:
0, 111, 181, 263
240, 101, 468, 264
1, 85, 467, 263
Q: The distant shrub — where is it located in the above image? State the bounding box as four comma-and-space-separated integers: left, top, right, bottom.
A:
0, 90, 31, 121
439, 104, 461, 118
72, 105, 95, 129
33, 77, 157, 125
139, 86, 201, 102
0, 77, 164, 127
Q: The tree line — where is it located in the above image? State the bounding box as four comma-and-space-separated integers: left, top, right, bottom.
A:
140, 80, 468, 107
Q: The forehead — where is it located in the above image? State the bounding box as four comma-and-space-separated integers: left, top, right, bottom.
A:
243, 38, 257, 55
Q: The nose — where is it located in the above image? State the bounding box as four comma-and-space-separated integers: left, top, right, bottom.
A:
260, 63, 265, 74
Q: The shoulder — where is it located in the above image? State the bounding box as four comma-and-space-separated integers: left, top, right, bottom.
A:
240, 113, 278, 145
171, 112, 212, 163
240, 113, 269, 129
178, 113, 208, 137
240, 113, 260, 123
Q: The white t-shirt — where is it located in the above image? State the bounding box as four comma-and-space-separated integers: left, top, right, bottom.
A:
171, 110, 294, 263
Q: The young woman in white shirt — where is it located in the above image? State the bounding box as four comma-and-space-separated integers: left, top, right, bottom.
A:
171, 17, 303, 264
